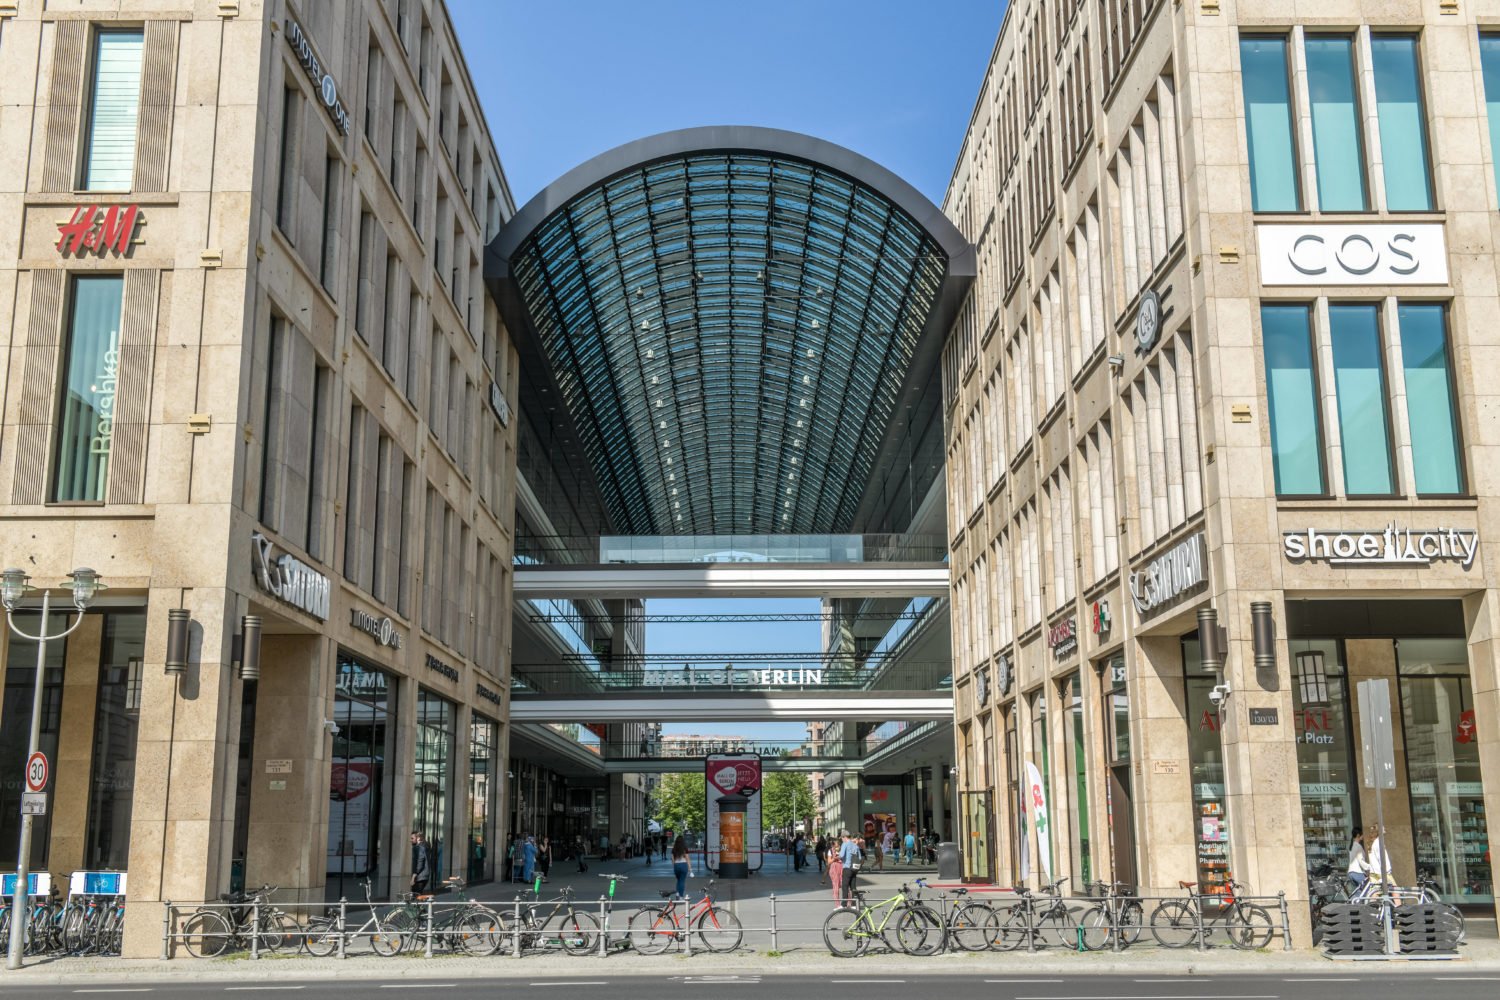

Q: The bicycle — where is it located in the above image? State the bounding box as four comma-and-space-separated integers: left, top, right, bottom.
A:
511, 877, 599, 954
628, 879, 743, 954
822, 882, 944, 957
932, 882, 1002, 952
995, 876, 1083, 951
303, 877, 404, 957
178, 884, 296, 958
1150, 878, 1274, 950
379, 876, 505, 956
1078, 880, 1145, 950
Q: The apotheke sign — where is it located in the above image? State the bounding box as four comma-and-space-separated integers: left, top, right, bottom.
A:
1257, 223, 1447, 286
1283, 523, 1479, 570
285, 17, 351, 135
251, 532, 330, 620
1129, 532, 1207, 618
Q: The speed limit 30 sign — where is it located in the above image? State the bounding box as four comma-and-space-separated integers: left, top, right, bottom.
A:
25, 751, 48, 793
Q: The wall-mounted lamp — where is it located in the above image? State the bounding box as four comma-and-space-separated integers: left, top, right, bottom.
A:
1107, 355, 1126, 372
1250, 601, 1276, 672
165, 608, 191, 675
1197, 606, 1228, 673
236, 614, 262, 681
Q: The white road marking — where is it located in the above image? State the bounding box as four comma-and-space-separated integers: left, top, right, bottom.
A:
831, 981, 906, 985
1284, 979, 1358, 983
1017, 996, 1279, 1000
1435, 978, 1500, 982
988, 981, 1066, 984
74, 993, 154, 996
225, 990, 305, 993
530, 985, 609, 989
377, 987, 455, 991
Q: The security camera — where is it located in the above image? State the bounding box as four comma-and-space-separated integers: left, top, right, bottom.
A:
1107, 354, 1126, 370
1208, 683, 1231, 707
323, 719, 341, 736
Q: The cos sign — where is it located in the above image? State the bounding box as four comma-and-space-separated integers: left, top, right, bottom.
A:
1257, 223, 1447, 286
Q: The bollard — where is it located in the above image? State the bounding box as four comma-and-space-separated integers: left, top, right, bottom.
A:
1025, 898, 1036, 953
1278, 892, 1292, 952
424, 897, 434, 958
251, 900, 261, 960
338, 898, 347, 960
161, 901, 172, 960
512, 898, 522, 958
1111, 893, 1122, 954
1194, 895, 1207, 952
597, 896, 608, 958
769, 893, 778, 953
683, 900, 692, 956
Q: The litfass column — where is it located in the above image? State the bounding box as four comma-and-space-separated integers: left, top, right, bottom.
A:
717, 793, 749, 879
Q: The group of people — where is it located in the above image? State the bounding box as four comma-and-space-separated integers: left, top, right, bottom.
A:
504, 833, 554, 883
1346, 824, 1394, 887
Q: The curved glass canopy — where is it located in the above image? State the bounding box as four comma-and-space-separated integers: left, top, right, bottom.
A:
490, 127, 972, 536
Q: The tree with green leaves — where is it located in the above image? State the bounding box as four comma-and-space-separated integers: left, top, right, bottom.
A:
762, 771, 815, 834
654, 772, 706, 837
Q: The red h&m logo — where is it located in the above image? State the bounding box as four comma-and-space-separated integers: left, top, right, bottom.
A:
56, 204, 141, 257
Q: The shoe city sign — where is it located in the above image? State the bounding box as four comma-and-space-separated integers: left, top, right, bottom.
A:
1282, 523, 1479, 569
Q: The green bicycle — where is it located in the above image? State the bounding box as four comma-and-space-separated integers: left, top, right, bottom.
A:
822, 882, 945, 957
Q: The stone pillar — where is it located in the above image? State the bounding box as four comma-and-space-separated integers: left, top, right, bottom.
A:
1463, 591, 1500, 926
121, 586, 241, 958
1133, 633, 1198, 895
1345, 638, 1416, 885
242, 634, 327, 904
49, 613, 103, 875
452, 701, 472, 883
390, 672, 418, 898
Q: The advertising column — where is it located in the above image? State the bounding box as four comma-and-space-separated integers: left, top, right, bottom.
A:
704, 754, 761, 873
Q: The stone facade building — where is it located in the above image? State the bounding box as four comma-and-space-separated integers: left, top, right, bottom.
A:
0, 0, 518, 954
942, 0, 1500, 933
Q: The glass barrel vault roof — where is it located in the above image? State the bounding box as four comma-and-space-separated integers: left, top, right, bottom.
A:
490, 127, 973, 536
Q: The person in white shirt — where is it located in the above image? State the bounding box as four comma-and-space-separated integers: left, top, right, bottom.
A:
1345, 826, 1369, 888
1366, 823, 1394, 884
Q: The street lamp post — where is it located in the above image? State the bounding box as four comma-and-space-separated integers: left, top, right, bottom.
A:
4, 567, 104, 971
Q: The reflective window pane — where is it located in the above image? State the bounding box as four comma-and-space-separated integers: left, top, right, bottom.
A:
52, 276, 125, 502
1397, 304, 1463, 494
1306, 36, 1368, 211
1371, 36, 1434, 211
1240, 36, 1301, 212
1480, 35, 1500, 197
83, 30, 144, 191
1261, 304, 1326, 495
1329, 304, 1394, 495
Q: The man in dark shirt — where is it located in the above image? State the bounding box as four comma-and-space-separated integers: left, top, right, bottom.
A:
410, 832, 432, 894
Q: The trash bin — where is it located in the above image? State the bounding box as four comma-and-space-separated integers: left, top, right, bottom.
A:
936, 841, 962, 880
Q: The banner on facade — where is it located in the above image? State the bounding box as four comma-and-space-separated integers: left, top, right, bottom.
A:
1025, 760, 1052, 881
704, 754, 762, 872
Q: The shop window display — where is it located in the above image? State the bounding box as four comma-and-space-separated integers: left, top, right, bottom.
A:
414, 689, 456, 877
1183, 638, 1231, 895
85, 611, 146, 870
1064, 674, 1092, 887
0, 614, 65, 868
328, 656, 398, 901
1289, 639, 1358, 877
467, 715, 497, 883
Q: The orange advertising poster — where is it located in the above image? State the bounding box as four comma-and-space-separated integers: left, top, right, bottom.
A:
721, 811, 745, 864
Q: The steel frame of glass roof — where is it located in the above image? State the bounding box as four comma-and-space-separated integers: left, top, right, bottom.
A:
487, 127, 974, 537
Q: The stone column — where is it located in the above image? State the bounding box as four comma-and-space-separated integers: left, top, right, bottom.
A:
49, 613, 103, 875
452, 701, 472, 883
1345, 638, 1416, 885
1133, 633, 1197, 895
1463, 591, 1500, 926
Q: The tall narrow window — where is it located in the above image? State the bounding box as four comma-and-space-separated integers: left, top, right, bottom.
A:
1240, 36, 1300, 212
1261, 304, 1325, 495
1328, 304, 1394, 495
51, 276, 125, 502
1397, 304, 1463, 494
1481, 35, 1500, 197
1305, 36, 1368, 211
82, 30, 144, 191
319, 153, 339, 291
1371, 35, 1434, 211
276, 88, 300, 236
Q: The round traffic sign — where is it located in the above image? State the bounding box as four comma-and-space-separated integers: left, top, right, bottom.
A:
24, 751, 48, 793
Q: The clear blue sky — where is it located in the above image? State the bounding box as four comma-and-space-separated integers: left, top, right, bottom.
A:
446, 2, 999, 738
447, 0, 1003, 208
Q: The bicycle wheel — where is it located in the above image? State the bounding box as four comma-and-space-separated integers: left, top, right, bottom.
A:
822, 906, 868, 957
259, 911, 296, 952
1119, 900, 1145, 947
1078, 905, 1110, 951
1149, 900, 1198, 949
628, 906, 676, 955
994, 903, 1031, 951
303, 917, 340, 958
896, 904, 945, 956
60, 907, 89, 954
949, 901, 1000, 951
695, 904, 743, 953
180, 910, 231, 959
1040, 905, 1082, 950
1224, 902, 1274, 950
370, 920, 406, 957
551, 909, 600, 955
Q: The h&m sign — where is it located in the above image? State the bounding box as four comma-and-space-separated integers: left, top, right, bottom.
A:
57, 204, 141, 257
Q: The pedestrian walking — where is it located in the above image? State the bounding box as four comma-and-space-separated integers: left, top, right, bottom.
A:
538, 835, 553, 882
827, 835, 843, 902
1346, 826, 1369, 888
904, 823, 918, 865
410, 831, 432, 895
838, 829, 863, 908
815, 833, 828, 879
522, 834, 538, 883
671, 834, 692, 899
645, 836, 654, 865
793, 832, 806, 871
1367, 823, 1394, 885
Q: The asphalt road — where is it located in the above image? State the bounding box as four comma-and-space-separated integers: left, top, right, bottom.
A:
5, 973, 1500, 1000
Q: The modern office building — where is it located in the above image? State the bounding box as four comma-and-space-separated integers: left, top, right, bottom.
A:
942, 0, 1499, 931
0, 0, 519, 955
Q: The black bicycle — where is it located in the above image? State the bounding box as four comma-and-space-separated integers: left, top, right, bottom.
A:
995, 876, 1083, 950
1078, 880, 1145, 950
1150, 878, 1274, 950
512, 879, 600, 954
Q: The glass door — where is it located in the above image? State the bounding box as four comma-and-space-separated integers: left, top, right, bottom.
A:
960, 789, 994, 883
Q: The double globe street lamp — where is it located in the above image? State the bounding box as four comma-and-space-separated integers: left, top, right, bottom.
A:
3, 567, 105, 971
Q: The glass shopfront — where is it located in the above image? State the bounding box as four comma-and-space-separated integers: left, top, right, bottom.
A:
328, 654, 398, 900
467, 715, 497, 883
51, 275, 124, 502
1101, 655, 1137, 887
85, 611, 146, 869
1063, 674, 1092, 887
1003, 702, 1021, 879
1289, 639, 1358, 876
0, 614, 65, 868
1398, 638, 1491, 904
414, 689, 456, 878
1183, 638, 1232, 896
1028, 690, 1055, 878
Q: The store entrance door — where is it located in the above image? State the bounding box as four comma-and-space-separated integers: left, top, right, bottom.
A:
1108, 763, 1138, 888
960, 789, 994, 882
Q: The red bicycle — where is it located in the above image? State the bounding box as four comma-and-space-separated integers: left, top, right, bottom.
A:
627, 880, 743, 953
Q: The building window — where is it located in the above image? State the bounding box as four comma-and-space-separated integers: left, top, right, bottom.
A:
1240, 36, 1300, 212
1480, 35, 1500, 197
414, 690, 455, 863
81, 29, 144, 192
276, 87, 300, 236
85, 611, 146, 870
1396, 303, 1463, 494
1328, 304, 1395, 495
1305, 36, 1368, 212
1371, 35, 1434, 211
1260, 304, 1325, 496
52, 276, 125, 502
319, 152, 339, 291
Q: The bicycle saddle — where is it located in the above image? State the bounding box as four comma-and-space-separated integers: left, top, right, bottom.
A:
658, 890, 674, 898
1178, 880, 1195, 890
415, 893, 436, 901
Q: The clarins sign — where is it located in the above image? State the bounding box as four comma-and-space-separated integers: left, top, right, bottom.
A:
1257, 223, 1447, 286
1283, 523, 1479, 570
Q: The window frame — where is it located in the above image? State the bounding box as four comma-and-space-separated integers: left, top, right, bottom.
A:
1303, 32, 1373, 214
1239, 33, 1305, 214
78, 26, 146, 193
1259, 301, 1331, 499
49, 273, 126, 505
1369, 32, 1439, 213
1396, 300, 1468, 498
1327, 300, 1400, 498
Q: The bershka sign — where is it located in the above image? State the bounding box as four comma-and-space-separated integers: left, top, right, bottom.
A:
285, 17, 351, 135
1129, 532, 1207, 618
349, 608, 401, 649
1283, 524, 1479, 570
1048, 618, 1078, 658
57, 204, 141, 257
1257, 223, 1447, 286
251, 532, 330, 620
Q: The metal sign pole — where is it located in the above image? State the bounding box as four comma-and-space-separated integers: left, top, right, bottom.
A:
6, 589, 51, 971
1356, 678, 1398, 956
